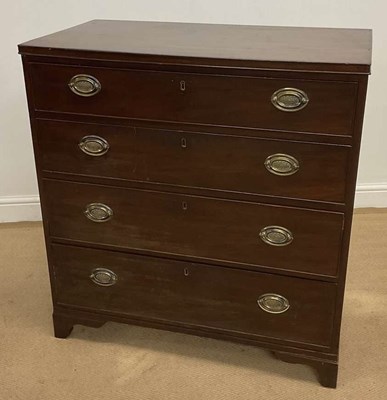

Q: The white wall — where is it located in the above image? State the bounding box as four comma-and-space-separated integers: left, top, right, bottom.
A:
0, 0, 386, 222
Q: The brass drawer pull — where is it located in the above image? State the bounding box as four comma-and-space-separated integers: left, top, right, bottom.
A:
90, 268, 118, 286
259, 225, 293, 246
79, 135, 109, 156
257, 293, 290, 314
69, 74, 101, 97
84, 203, 113, 223
264, 153, 299, 176
271, 88, 309, 112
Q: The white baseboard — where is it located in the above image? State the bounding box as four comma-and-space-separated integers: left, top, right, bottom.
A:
0, 185, 386, 223
0, 195, 41, 223
354, 184, 387, 208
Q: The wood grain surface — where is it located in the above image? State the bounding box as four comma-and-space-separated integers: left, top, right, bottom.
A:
19, 20, 371, 73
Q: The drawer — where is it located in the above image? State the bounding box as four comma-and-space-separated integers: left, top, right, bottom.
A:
30, 63, 357, 135
37, 120, 349, 203
52, 244, 336, 348
44, 180, 344, 277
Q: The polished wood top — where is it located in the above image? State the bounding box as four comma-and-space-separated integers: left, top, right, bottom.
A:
19, 20, 372, 73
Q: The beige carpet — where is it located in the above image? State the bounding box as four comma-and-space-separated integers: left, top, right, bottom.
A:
1, 211, 387, 399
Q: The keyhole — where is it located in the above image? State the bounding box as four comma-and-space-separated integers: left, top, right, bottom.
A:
181, 137, 187, 148
182, 201, 188, 211
180, 80, 186, 91
184, 268, 189, 276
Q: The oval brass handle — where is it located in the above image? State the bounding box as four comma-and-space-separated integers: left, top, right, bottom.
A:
79, 135, 110, 157
69, 74, 101, 97
84, 203, 113, 223
90, 268, 118, 286
271, 88, 309, 112
259, 226, 293, 246
264, 153, 299, 176
257, 293, 290, 314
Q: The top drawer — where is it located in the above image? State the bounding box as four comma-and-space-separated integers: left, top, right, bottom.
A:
29, 63, 358, 136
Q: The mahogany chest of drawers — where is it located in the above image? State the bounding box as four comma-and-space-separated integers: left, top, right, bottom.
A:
19, 20, 372, 388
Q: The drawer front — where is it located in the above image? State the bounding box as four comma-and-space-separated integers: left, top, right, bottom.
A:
52, 244, 336, 348
37, 120, 349, 203
31, 63, 357, 135
45, 180, 344, 277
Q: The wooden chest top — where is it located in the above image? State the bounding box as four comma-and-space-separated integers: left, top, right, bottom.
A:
19, 20, 372, 73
